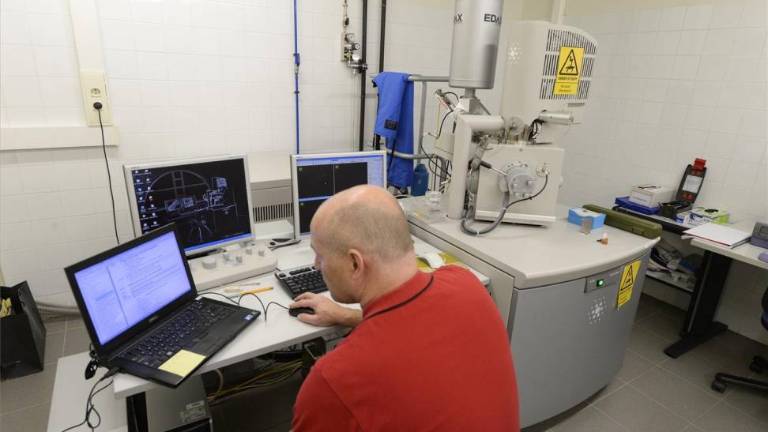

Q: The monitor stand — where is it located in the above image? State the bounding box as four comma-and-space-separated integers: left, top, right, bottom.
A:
188, 241, 277, 291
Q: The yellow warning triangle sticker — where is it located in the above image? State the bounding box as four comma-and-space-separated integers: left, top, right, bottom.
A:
559, 49, 579, 76
617, 260, 640, 309
621, 267, 635, 289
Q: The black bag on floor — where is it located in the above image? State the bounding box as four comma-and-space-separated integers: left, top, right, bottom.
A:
1, 281, 46, 379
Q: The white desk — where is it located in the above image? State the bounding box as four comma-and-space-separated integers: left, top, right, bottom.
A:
51, 239, 490, 408
689, 225, 768, 271
112, 270, 340, 399
47, 352, 127, 432
663, 221, 768, 358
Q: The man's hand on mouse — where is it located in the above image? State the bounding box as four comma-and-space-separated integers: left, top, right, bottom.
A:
290, 293, 363, 328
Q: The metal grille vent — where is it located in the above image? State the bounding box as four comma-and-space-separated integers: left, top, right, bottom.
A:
253, 203, 292, 222
588, 296, 608, 325
546, 29, 597, 54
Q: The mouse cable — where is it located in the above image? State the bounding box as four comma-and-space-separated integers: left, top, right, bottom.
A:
201, 292, 289, 322
199, 292, 239, 305
238, 293, 267, 320
238, 293, 289, 322
265, 301, 289, 321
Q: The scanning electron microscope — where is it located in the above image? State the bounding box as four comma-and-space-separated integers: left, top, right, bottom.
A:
432, 0, 597, 235
407, 1, 659, 428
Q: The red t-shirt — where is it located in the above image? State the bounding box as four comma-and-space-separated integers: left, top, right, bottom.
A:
292, 266, 519, 431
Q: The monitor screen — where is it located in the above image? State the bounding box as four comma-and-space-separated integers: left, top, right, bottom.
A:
124, 156, 253, 254
291, 151, 386, 236
72, 230, 192, 345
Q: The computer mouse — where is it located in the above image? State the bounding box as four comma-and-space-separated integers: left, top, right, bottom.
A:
289, 306, 315, 317
759, 251, 768, 263
419, 252, 445, 269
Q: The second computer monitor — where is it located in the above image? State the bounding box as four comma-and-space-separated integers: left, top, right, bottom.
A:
291, 151, 387, 237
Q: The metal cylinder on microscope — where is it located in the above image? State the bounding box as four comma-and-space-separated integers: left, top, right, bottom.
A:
448, 0, 503, 89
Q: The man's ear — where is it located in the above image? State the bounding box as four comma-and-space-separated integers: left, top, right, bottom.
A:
348, 249, 365, 276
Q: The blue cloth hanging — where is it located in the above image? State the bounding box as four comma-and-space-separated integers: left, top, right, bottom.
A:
373, 72, 413, 189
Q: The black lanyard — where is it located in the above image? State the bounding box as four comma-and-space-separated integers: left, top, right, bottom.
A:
363, 274, 435, 322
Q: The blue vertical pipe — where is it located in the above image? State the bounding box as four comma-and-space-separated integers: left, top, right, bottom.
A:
292, 0, 301, 154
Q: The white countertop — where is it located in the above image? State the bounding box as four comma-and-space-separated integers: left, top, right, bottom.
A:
686, 220, 768, 271
690, 238, 768, 270
110, 237, 488, 399
408, 201, 659, 288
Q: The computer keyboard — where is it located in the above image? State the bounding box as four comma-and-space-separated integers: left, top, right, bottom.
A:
275, 266, 328, 298
124, 301, 233, 368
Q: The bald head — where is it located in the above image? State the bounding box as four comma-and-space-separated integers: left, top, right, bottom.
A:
311, 185, 413, 261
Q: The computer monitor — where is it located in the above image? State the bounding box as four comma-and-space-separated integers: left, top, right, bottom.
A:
124, 155, 255, 255
290, 151, 387, 238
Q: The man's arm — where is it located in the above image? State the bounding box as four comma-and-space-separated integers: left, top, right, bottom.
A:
290, 293, 362, 327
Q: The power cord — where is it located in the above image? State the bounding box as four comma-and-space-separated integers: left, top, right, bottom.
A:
461, 174, 550, 236
94, 102, 119, 245
61, 367, 119, 432
434, 110, 453, 140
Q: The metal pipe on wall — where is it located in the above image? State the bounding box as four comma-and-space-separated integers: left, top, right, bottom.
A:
292, 0, 301, 153
358, 0, 368, 151
372, 0, 387, 151
378, 0, 386, 73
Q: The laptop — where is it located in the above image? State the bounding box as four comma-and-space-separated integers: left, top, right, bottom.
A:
65, 224, 260, 388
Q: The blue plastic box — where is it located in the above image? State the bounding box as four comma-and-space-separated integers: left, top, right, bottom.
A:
568, 208, 606, 228
615, 196, 660, 215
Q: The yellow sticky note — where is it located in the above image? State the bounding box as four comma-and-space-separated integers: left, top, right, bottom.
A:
554, 46, 584, 96
617, 260, 641, 309
159, 350, 206, 377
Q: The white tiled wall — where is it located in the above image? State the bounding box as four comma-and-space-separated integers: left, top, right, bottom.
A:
0, 0, 474, 303
560, 0, 767, 224
561, 0, 768, 344
0, 0, 82, 127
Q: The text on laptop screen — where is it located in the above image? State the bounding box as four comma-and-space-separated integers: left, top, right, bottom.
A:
73, 231, 192, 345
294, 153, 385, 235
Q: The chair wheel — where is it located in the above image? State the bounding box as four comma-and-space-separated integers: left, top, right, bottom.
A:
749, 359, 764, 374
711, 379, 727, 393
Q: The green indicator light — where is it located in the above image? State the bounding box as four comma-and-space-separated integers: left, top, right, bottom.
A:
597, 279, 605, 287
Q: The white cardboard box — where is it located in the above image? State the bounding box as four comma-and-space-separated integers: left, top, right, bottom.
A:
629, 185, 674, 208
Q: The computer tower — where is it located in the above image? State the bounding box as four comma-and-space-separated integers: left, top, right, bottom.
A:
127, 376, 212, 432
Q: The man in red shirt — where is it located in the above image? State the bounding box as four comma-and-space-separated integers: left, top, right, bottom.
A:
290, 185, 519, 431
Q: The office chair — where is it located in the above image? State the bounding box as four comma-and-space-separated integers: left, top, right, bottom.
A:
711, 288, 768, 393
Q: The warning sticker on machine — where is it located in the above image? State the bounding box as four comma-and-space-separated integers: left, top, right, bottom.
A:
554, 46, 584, 96
617, 260, 640, 309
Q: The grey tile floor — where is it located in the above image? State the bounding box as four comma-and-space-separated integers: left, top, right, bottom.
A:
0, 314, 90, 432
525, 296, 768, 432
1, 295, 767, 431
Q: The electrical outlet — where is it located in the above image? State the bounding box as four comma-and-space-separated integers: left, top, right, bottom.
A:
80, 70, 113, 126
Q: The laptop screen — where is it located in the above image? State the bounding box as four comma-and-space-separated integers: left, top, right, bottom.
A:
72, 230, 192, 345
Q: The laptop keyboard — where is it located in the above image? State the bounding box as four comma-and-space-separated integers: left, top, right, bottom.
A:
124, 301, 234, 368
275, 266, 328, 298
